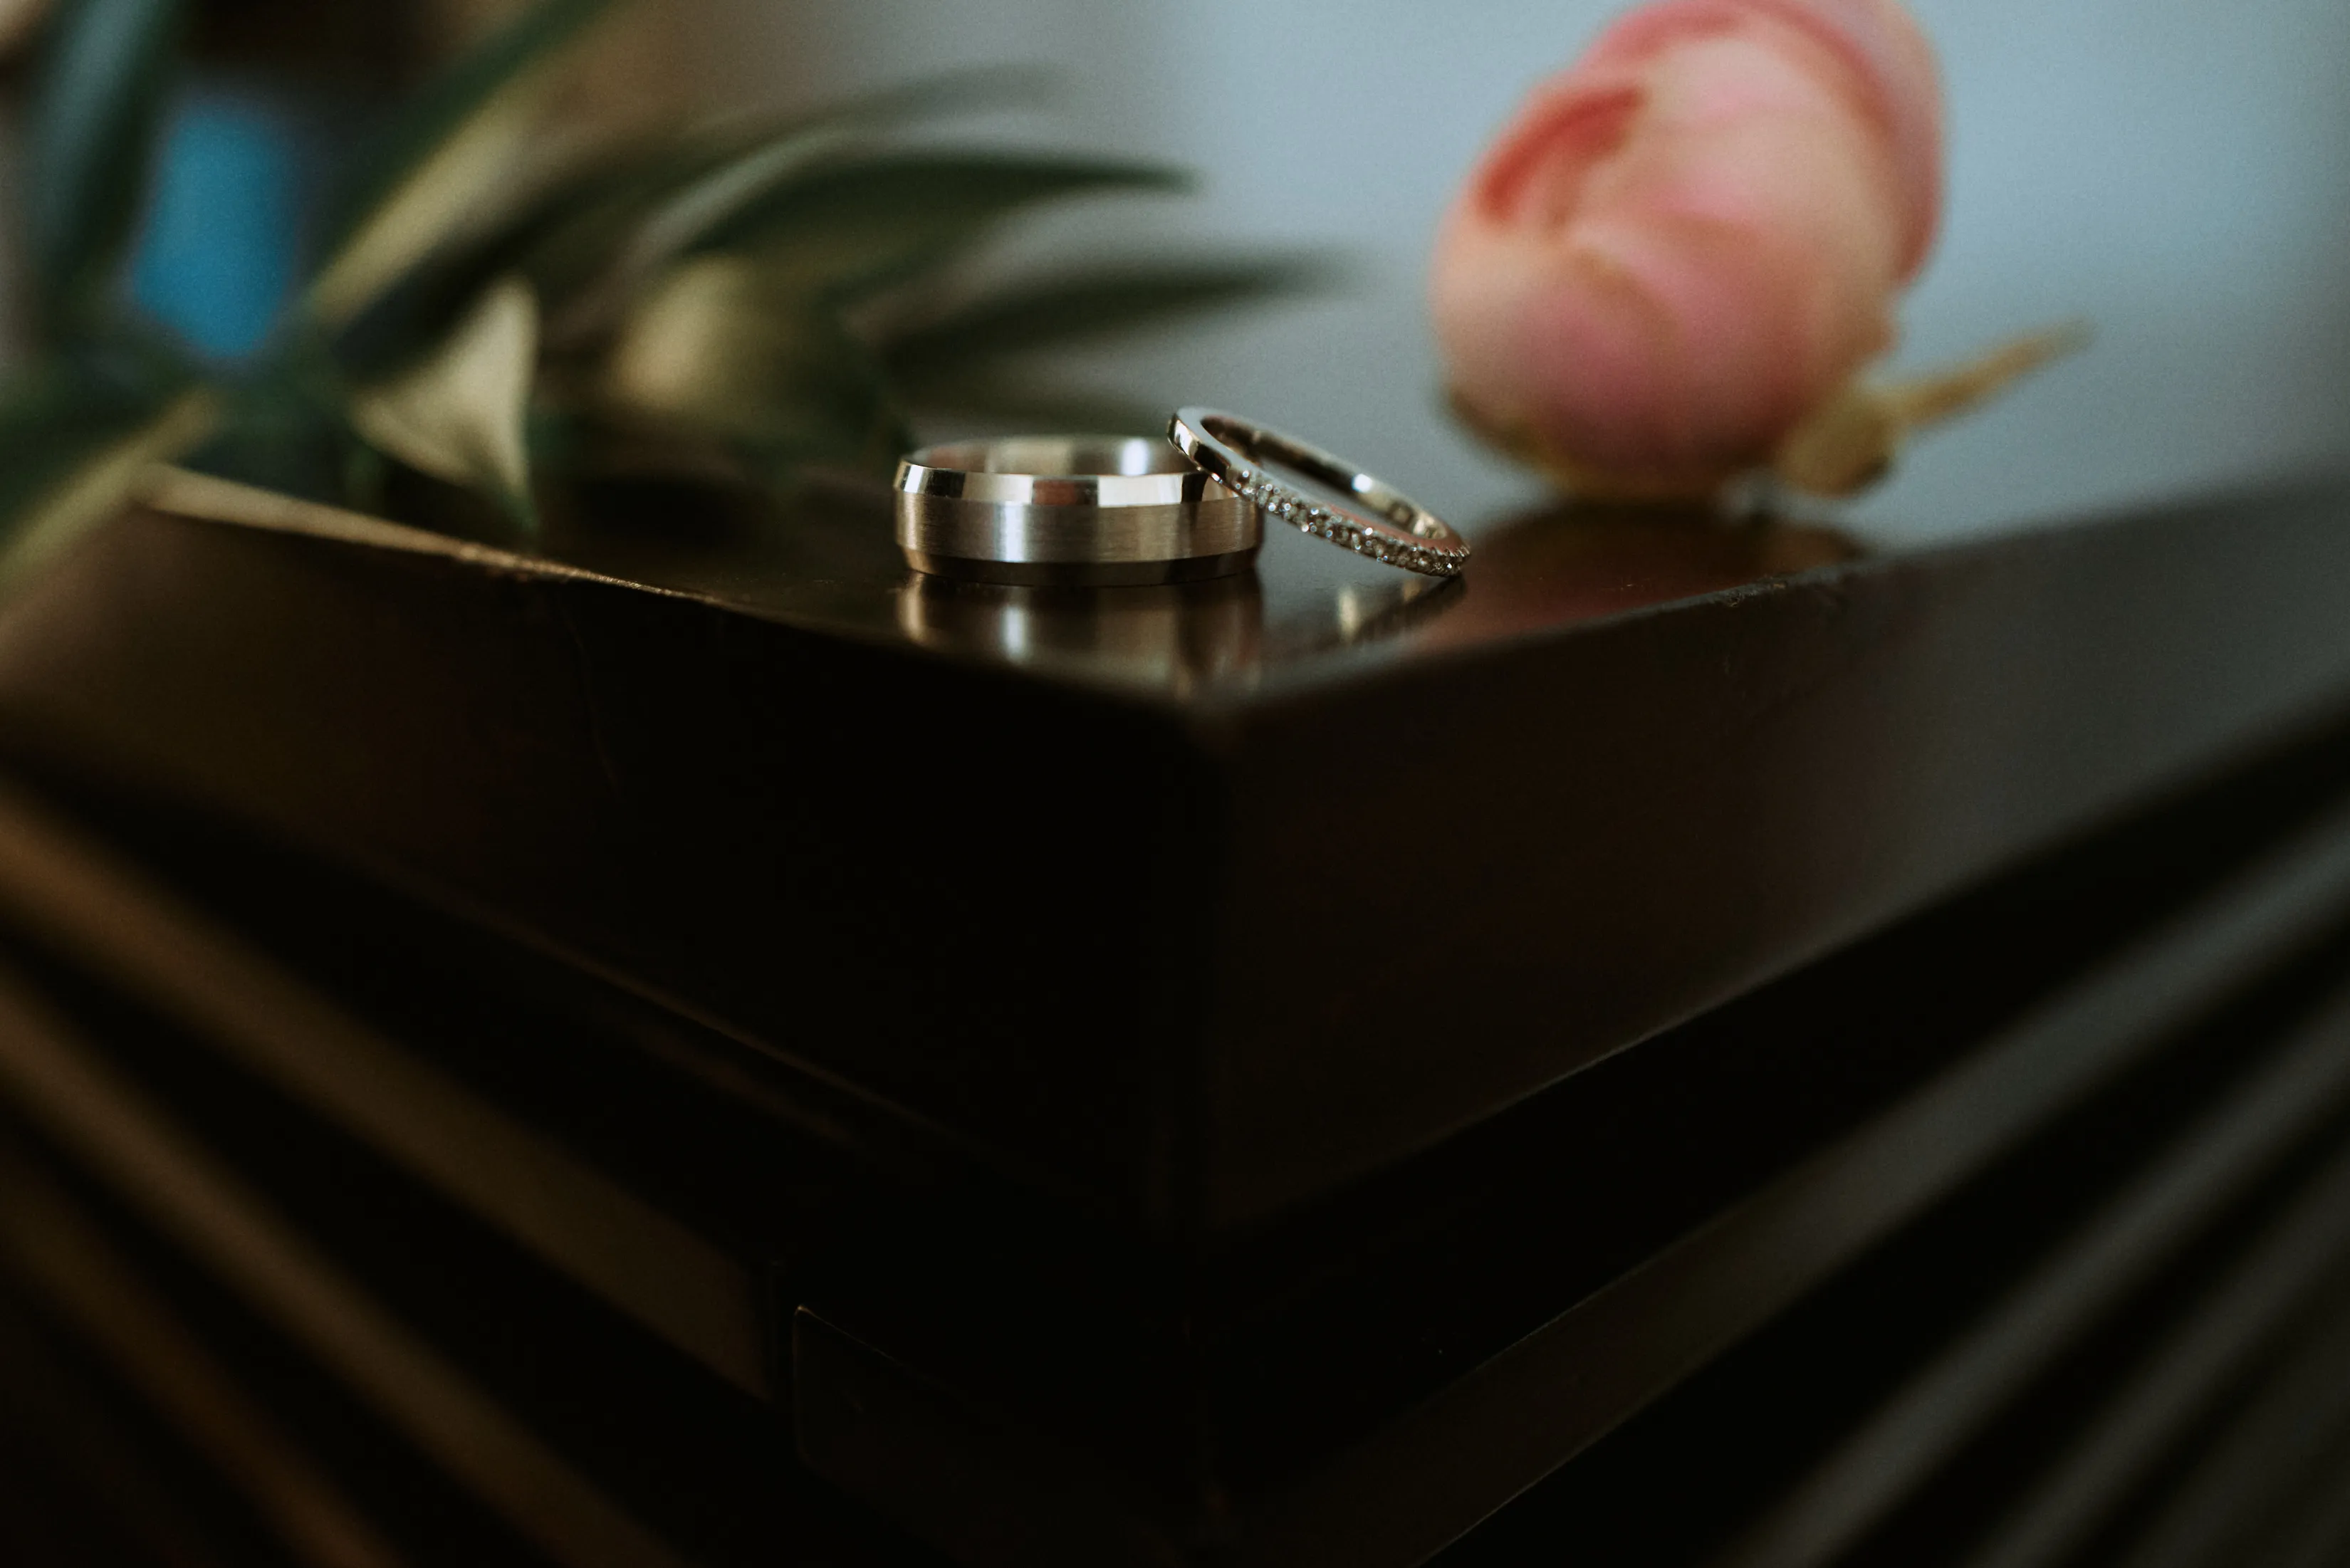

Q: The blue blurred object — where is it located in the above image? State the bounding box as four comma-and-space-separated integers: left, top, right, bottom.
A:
129, 88, 311, 360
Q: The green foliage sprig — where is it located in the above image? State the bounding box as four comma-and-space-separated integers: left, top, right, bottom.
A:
0, 0, 1320, 582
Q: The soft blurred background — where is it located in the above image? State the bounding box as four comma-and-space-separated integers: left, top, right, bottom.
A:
776, 0, 2350, 543
4, 0, 2349, 543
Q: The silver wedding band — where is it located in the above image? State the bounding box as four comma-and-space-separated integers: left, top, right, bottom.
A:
894, 435, 1259, 585
1167, 408, 1469, 578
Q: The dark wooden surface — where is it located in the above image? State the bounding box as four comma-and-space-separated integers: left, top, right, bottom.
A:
3, 474, 2350, 1240
4, 471, 2350, 1566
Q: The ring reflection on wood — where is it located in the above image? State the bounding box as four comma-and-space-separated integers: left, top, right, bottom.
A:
897, 571, 1264, 696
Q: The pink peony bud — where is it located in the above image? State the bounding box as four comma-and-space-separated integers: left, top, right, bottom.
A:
1431, 0, 1943, 497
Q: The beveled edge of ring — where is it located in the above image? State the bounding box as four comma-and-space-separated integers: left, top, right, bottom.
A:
897, 434, 1236, 508
1166, 407, 1468, 578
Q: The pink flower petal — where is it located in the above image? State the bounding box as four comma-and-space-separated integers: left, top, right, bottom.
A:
1431, 0, 1941, 492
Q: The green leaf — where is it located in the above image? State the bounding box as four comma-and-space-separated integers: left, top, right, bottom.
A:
683, 152, 1190, 299
882, 259, 1330, 388
600, 254, 904, 470
324, 66, 1076, 378
348, 276, 540, 524
649, 65, 1062, 202
308, 0, 614, 325
185, 377, 374, 510
325, 164, 617, 380
317, 0, 612, 256
773, 63, 1062, 130
608, 64, 1072, 263
23, 0, 184, 330
512, 73, 1089, 341
0, 375, 216, 591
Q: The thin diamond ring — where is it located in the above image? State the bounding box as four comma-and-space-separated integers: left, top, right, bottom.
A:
1166, 408, 1468, 578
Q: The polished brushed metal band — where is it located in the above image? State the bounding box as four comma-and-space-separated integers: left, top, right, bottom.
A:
895, 436, 1259, 586
1167, 408, 1468, 577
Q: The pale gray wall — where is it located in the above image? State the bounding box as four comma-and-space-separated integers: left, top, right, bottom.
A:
705, 0, 2350, 542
